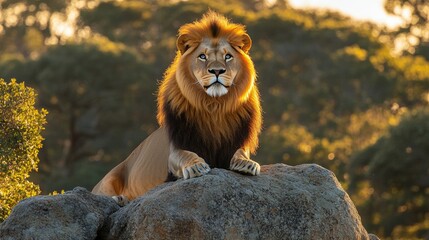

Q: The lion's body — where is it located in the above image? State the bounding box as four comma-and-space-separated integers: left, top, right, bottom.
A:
92, 127, 169, 200
92, 12, 262, 202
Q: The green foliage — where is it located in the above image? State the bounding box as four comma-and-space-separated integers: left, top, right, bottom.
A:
257, 123, 331, 166
350, 108, 429, 238
0, 79, 46, 222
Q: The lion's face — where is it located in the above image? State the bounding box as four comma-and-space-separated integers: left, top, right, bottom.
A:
189, 38, 240, 97
168, 11, 256, 112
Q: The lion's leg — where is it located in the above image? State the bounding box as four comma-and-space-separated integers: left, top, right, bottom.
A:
92, 162, 129, 206
92, 175, 129, 206
230, 148, 260, 176
168, 144, 211, 179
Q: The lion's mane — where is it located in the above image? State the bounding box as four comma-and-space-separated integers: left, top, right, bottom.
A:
157, 12, 262, 169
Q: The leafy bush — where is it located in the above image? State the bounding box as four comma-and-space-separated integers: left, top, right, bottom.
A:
0, 79, 47, 222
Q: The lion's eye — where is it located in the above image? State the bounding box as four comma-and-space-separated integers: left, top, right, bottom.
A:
198, 54, 207, 61
225, 54, 233, 61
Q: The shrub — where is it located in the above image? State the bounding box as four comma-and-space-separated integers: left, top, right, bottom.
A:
0, 79, 47, 222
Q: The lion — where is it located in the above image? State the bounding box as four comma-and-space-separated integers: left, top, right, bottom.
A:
92, 11, 262, 205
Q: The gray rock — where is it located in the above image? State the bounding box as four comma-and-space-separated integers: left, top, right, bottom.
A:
1, 164, 378, 240
102, 164, 374, 240
0, 187, 119, 240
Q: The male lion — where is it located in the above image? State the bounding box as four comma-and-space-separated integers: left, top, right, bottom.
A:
92, 11, 262, 204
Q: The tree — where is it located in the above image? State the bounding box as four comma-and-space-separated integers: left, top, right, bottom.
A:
384, 0, 429, 58
0, 0, 68, 58
349, 108, 429, 239
0, 79, 47, 222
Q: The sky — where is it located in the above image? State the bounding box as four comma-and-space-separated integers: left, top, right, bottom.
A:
288, 0, 403, 28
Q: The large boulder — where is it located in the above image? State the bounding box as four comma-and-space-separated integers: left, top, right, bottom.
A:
102, 164, 376, 240
0, 164, 378, 240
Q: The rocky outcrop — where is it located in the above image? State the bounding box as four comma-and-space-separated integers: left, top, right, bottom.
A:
0, 164, 378, 240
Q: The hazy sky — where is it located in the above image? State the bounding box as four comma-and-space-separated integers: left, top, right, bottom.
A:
288, 0, 403, 28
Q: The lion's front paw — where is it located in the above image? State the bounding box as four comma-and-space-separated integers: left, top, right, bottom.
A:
183, 162, 211, 180
230, 158, 260, 176
112, 195, 129, 207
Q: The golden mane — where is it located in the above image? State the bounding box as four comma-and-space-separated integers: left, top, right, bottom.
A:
157, 11, 262, 165
176, 11, 252, 54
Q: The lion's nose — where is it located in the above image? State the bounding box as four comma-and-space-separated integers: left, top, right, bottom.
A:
208, 68, 226, 78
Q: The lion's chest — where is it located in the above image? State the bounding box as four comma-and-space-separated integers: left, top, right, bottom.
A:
165, 105, 252, 169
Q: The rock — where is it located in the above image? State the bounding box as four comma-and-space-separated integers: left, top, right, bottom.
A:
0, 187, 119, 240
0, 164, 378, 240
102, 164, 374, 240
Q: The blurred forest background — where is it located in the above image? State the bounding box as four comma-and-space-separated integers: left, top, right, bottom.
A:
1, 0, 429, 239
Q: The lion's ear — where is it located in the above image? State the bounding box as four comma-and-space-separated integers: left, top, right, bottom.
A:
177, 34, 191, 54
241, 33, 252, 53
